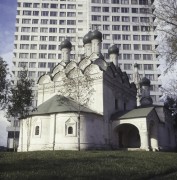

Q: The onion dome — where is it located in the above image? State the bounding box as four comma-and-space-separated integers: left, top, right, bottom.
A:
60, 39, 72, 50
108, 44, 119, 55
140, 77, 150, 86
83, 31, 92, 44
134, 63, 138, 68
90, 29, 102, 41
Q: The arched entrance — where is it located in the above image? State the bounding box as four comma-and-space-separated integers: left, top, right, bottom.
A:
115, 124, 140, 148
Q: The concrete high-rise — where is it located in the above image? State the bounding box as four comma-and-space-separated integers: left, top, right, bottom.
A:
7, 0, 161, 149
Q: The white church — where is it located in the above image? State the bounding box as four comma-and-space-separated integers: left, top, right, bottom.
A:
18, 30, 176, 152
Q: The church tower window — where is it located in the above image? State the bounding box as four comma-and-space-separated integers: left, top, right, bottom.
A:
68, 126, 73, 134
35, 126, 40, 135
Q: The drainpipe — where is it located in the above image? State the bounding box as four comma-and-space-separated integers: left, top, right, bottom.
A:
53, 114, 56, 151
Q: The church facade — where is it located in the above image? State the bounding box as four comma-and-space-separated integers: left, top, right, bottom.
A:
18, 30, 176, 152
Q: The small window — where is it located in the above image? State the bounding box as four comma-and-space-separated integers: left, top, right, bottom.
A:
68, 127, 73, 134
35, 126, 39, 135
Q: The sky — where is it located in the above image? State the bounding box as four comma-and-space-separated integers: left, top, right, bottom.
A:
0, 0, 17, 146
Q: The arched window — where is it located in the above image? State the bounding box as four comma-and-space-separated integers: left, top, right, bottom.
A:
35, 126, 39, 135
68, 126, 73, 134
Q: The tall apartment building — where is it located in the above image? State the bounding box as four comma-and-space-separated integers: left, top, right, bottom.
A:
7, 0, 161, 149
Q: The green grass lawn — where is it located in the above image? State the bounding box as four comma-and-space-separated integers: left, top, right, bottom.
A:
0, 151, 177, 180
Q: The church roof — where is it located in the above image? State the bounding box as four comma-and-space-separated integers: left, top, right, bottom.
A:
30, 95, 101, 116
111, 107, 154, 120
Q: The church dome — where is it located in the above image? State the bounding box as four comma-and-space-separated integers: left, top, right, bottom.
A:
83, 31, 92, 44
134, 63, 138, 68
108, 44, 119, 55
90, 29, 102, 41
140, 77, 150, 86
60, 39, 72, 50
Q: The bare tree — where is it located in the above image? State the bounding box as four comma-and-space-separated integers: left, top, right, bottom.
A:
57, 66, 95, 151
153, 0, 177, 72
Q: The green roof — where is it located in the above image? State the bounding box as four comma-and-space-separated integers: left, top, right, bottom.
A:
112, 107, 154, 120
30, 95, 101, 116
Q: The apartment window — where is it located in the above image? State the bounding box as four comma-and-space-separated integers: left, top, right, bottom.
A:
134, 44, 141, 50
50, 11, 58, 16
49, 45, 56, 50
133, 26, 139, 31
112, 7, 120, 12
17, 2, 21, 7
78, 20, 83, 23
41, 19, 48, 24
124, 64, 132, 70
103, 16, 110, 21
131, 0, 138, 4
49, 28, 57, 33
59, 20, 66, 25
32, 27, 38, 32
48, 54, 56, 59
67, 12, 76, 17
132, 8, 138, 13
59, 28, 65, 33
122, 16, 130, 22
121, 0, 129, 4
113, 34, 121, 40
140, 8, 149, 14
39, 45, 47, 50
31, 44, 37, 50
67, 28, 76, 33
92, 15, 101, 21
67, 20, 76, 25
30, 53, 37, 59
29, 62, 36, 68
23, 3, 32, 7
20, 44, 29, 49
50, 20, 57, 24
103, 34, 110, 40
143, 54, 152, 60
134, 54, 141, 60
38, 71, 45, 77
122, 35, 130, 40
33, 3, 40, 8
123, 54, 131, 60
133, 35, 140, 40
102, 7, 109, 12
21, 27, 30, 32
31, 36, 38, 41
41, 11, 49, 16
32, 19, 38, 24
22, 19, 31, 24
60, 12, 66, 17
42, 3, 49, 8
103, 25, 110, 30
60, 4, 66, 9
112, 16, 120, 22
19, 53, 29, 59
67, 4, 76, 9
51, 4, 58, 8
121, 7, 129, 13
59, 36, 65, 41
91, 6, 101, 12
139, 0, 148, 5
92, 0, 101, 2
78, 12, 83, 15
23, 11, 31, 16
140, 17, 150, 23
142, 35, 150, 41
132, 17, 139, 22
112, 0, 120, 3
39, 53, 47, 59
28, 71, 36, 78
49, 36, 57, 41
33, 11, 39, 16
48, 63, 55, 68
18, 62, 28, 68
141, 26, 150, 31
145, 74, 154, 80
40, 36, 47, 41
103, 43, 110, 49
123, 44, 131, 50
21, 35, 30, 40
142, 45, 152, 50
144, 64, 153, 70
122, 25, 130, 31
